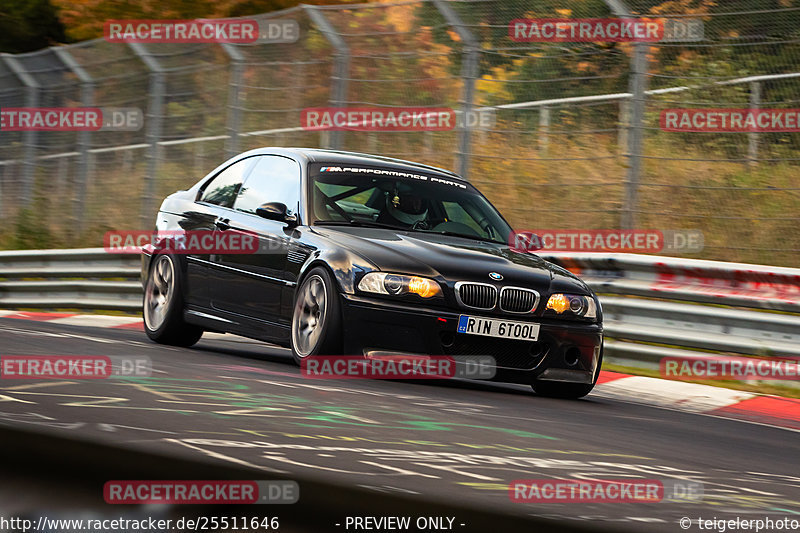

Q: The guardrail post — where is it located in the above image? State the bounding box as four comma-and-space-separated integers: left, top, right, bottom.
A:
2, 54, 40, 207
433, 0, 479, 179
52, 46, 94, 234
220, 44, 245, 158
748, 81, 761, 166
128, 43, 165, 227
606, 0, 649, 229
304, 5, 350, 150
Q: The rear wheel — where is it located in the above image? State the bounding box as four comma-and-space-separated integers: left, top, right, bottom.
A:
290, 267, 342, 365
143, 254, 203, 347
531, 346, 603, 399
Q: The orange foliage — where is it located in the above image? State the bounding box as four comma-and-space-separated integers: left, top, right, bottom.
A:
52, 0, 363, 41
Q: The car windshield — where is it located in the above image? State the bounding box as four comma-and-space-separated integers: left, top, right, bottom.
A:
308, 163, 512, 245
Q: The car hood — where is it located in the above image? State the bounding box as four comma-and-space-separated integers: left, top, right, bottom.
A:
310, 226, 591, 294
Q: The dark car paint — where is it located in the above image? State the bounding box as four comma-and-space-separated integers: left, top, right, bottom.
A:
142, 148, 603, 385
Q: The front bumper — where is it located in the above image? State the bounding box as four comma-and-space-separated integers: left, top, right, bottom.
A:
340, 293, 603, 385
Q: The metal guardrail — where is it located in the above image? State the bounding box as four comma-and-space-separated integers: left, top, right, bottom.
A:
0, 248, 141, 311
2, 248, 799, 375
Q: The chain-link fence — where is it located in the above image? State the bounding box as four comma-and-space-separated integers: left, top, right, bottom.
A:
1, 0, 798, 266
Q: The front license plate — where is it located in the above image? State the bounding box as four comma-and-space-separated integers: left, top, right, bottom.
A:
457, 315, 540, 341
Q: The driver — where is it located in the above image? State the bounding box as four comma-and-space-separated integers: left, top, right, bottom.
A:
377, 185, 429, 228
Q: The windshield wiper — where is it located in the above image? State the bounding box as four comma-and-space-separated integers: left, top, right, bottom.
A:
420, 229, 505, 245
313, 220, 405, 230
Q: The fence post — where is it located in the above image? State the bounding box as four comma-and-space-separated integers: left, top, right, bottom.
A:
2, 54, 39, 207
52, 46, 94, 234
424, 131, 434, 155
606, 0, 649, 229
433, 0, 479, 180
56, 157, 68, 193
304, 6, 350, 150
0, 163, 8, 218
220, 44, 245, 158
194, 142, 205, 177
539, 106, 551, 155
748, 81, 761, 166
618, 99, 629, 155
128, 43, 165, 227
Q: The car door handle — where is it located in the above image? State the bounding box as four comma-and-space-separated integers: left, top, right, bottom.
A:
215, 219, 230, 231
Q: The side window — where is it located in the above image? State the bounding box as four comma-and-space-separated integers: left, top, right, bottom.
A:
199, 158, 254, 208
234, 156, 301, 215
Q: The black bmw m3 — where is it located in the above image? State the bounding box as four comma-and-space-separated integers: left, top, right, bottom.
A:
142, 148, 603, 398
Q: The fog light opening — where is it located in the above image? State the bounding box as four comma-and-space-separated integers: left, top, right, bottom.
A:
529, 341, 548, 358
440, 331, 455, 348
564, 347, 581, 366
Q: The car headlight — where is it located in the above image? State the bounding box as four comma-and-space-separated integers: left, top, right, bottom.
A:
358, 272, 442, 299
545, 293, 598, 319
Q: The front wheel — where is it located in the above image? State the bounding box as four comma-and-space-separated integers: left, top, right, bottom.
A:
290, 267, 343, 365
143, 254, 203, 347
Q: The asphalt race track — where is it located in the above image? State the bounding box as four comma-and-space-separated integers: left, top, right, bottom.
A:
1, 318, 799, 532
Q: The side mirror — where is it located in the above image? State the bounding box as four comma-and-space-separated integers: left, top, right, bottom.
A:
256, 202, 298, 226
509, 231, 544, 252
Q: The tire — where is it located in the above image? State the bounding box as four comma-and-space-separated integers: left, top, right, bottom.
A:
290, 266, 343, 365
143, 253, 204, 347
531, 345, 603, 399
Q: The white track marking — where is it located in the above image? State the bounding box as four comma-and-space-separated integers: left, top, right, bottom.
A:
165, 438, 288, 473
48, 315, 141, 328
0, 324, 119, 344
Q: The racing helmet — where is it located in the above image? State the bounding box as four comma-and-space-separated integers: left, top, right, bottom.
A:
385, 185, 428, 225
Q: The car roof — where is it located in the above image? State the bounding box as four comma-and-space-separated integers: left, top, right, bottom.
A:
240, 147, 465, 181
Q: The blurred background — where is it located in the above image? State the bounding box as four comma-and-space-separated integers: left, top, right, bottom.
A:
1, 0, 799, 266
